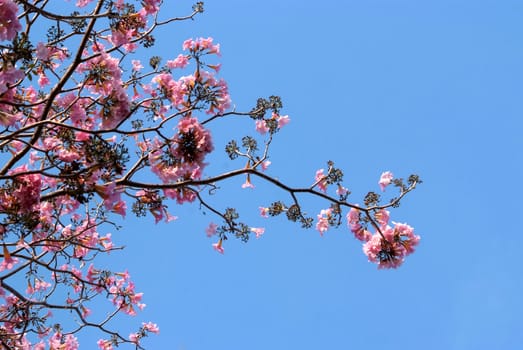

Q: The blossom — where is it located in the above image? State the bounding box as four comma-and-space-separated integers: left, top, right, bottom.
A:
141, 0, 161, 15
261, 160, 271, 171
0, 244, 18, 272
346, 207, 371, 242
167, 54, 189, 69
38, 72, 50, 87
255, 120, 269, 134
379, 171, 394, 191
363, 232, 403, 269
251, 227, 265, 239
277, 114, 290, 128
375, 209, 390, 227
76, 0, 94, 7
97, 339, 113, 350
132, 60, 144, 71
9, 164, 42, 213
0, 0, 22, 41
182, 37, 220, 55
129, 333, 139, 344
0, 109, 19, 126
26, 278, 52, 294
95, 183, 126, 217
314, 169, 328, 192
346, 207, 361, 232
392, 222, 420, 254
78, 44, 122, 93
142, 321, 160, 334
206, 222, 218, 237
241, 175, 255, 189
213, 239, 224, 254
316, 208, 332, 236
259, 206, 269, 218
0, 65, 25, 95
362, 222, 420, 269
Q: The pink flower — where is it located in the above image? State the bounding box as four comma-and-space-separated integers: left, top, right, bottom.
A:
347, 207, 372, 242
255, 120, 269, 134
206, 222, 218, 237
76, 0, 94, 7
142, 321, 160, 334
259, 206, 269, 218
97, 339, 113, 350
314, 169, 328, 192
96, 183, 126, 217
0, 109, 19, 126
379, 171, 394, 191
336, 185, 349, 196
316, 208, 332, 236
363, 232, 404, 269
38, 73, 50, 87
9, 164, 42, 213
346, 207, 361, 232
182, 38, 194, 50
0, 65, 24, 95
131, 60, 143, 71
375, 209, 390, 227
392, 222, 420, 254
111, 200, 127, 217
141, 0, 161, 15
167, 54, 189, 69
250, 227, 265, 239
212, 239, 224, 254
261, 160, 271, 171
0, 0, 22, 41
241, 175, 254, 189
362, 222, 420, 269
182, 37, 220, 55
129, 333, 139, 344
277, 114, 290, 128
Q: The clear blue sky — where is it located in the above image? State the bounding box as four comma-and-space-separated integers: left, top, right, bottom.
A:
80, 1, 522, 349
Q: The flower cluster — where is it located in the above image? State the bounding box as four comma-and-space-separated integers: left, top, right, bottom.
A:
347, 204, 420, 268
149, 116, 214, 191
77, 44, 130, 129
0, 0, 21, 41
362, 221, 420, 269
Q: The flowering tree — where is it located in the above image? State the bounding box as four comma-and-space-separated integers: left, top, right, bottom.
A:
0, 0, 421, 348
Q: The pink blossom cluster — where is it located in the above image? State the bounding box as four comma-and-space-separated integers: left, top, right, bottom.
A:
83, 0, 161, 52
316, 208, 333, 236
135, 189, 178, 223
77, 44, 130, 129
379, 171, 394, 191
314, 168, 328, 192
96, 182, 127, 217
198, 70, 231, 114
0, 64, 24, 102
146, 37, 230, 115
147, 117, 214, 202
255, 112, 291, 134
151, 72, 187, 107
3, 165, 42, 214
362, 222, 420, 269
183, 37, 221, 56
346, 207, 372, 242
347, 206, 420, 269
0, 0, 21, 41
56, 264, 146, 318
167, 54, 190, 69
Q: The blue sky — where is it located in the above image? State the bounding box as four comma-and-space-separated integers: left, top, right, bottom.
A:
80, 1, 522, 349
